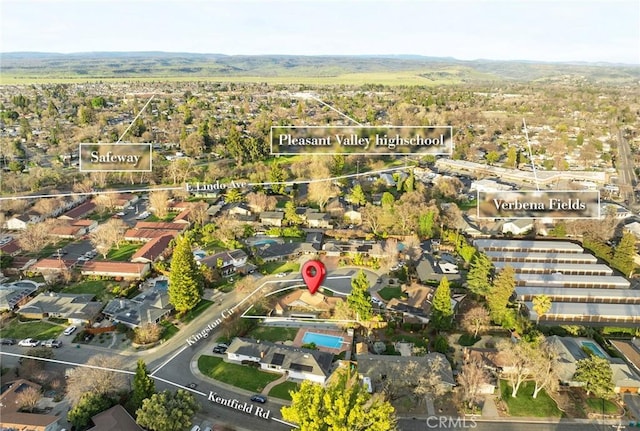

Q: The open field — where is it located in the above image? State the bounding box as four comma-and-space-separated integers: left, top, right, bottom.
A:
500, 380, 563, 417
0, 320, 64, 341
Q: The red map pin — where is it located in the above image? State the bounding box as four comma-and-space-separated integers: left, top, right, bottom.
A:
301, 260, 326, 294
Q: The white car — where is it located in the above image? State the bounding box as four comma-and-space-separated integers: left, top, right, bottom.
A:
18, 338, 40, 347
275, 272, 288, 278
63, 326, 77, 336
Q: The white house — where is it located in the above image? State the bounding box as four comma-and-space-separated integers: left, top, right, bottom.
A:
226, 337, 334, 384
502, 219, 534, 235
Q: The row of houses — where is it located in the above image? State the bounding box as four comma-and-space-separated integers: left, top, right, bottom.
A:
474, 239, 640, 325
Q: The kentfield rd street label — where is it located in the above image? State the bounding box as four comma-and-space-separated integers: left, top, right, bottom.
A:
209, 392, 271, 420
79, 143, 153, 172
271, 126, 453, 156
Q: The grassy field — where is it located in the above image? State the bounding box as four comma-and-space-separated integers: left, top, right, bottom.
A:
107, 243, 143, 261
198, 355, 281, 393
160, 321, 179, 341
0, 320, 64, 341
269, 381, 299, 401
500, 380, 562, 417
377, 286, 405, 301
247, 326, 299, 343
260, 261, 300, 275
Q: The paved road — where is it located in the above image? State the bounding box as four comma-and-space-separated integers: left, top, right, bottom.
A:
617, 129, 637, 206
397, 418, 623, 431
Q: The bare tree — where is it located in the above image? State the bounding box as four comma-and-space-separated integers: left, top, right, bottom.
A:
530, 342, 560, 399
133, 323, 163, 344
15, 386, 41, 412
66, 354, 128, 406
246, 192, 277, 213
94, 193, 118, 213
89, 218, 127, 258
149, 190, 170, 219
188, 201, 210, 226
461, 305, 490, 338
33, 197, 61, 217
498, 340, 533, 398
458, 360, 490, 409
19, 221, 54, 254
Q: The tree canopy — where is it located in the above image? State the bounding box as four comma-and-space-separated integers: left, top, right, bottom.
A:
136, 389, 200, 431
282, 370, 397, 431
168, 235, 203, 314
347, 270, 373, 321
131, 359, 156, 412
574, 355, 614, 398
431, 276, 453, 330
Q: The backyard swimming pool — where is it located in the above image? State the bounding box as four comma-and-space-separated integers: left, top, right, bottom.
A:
582, 341, 608, 358
302, 332, 343, 349
155, 280, 168, 291
254, 239, 278, 246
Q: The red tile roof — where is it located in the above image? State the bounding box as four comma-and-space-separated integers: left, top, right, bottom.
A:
131, 234, 174, 263
124, 229, 178, 241
60, 201, 96, 220
133, 221, 187, 231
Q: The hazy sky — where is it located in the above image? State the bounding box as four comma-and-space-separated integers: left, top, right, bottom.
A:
2, 0, 639, 64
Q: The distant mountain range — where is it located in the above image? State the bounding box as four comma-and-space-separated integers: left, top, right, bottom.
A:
2, 52, 638, 84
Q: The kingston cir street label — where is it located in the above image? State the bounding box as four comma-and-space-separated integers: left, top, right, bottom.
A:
185, 308, 234, 346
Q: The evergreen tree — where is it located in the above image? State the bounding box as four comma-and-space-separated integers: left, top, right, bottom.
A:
466, 252, 493, 297
403, 171, 415, 193
348, 184, 367, 206
131, 360, 156, 412
347, 270, 373, 321
381, 192, 395, 209
532, 294, 552, 325
269, 161, 286, 194
68, 393, 114, 429
431, 276, 453, 330
168, 235, 203, 314
417, 210, 436, 239
612, 232, 636, 277
574, 356, 614, 398
487, 266, 515, 325
136, 389, 199, 431
284, 200, 302, 225
282, 369, 397, 431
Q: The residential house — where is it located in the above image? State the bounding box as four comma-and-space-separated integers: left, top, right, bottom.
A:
113, 193, 139, 210
326, 197, 347, 218
624, 221, 640, 240
226, 337, 334, 384
124, 228, 178, 242
306, 212, 333, 229
71, 218, 99, 232
48, 223, 85, 239
344, 208, 362, 224
207, 204, 223, 218
255, 241, 316, 262
0, 280, 39, 311
58, 200, 97, 220
547, 336, 640, 393
200, 249, 248, 276
6, 213, 39, 230
103, 288, 172, 329
88, 405, 143, 431
379, 173, 396, 187
133, 221, 188, 232
0, 239, 22, 256
273, 290, 343, 318
228, 203, 252, 218
260, 211, 284, 227
130, 234, 174, 264
31, 258, 76, 275
0, 379, 61, 431
172, 209, 191, 224
80, 261, 150, 280
19, 292, 103, 325
357, 353, 455, 394
387, 283, 434, 325
502, 219, 535, 235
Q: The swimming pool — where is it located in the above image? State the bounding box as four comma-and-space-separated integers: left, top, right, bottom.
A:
155, 280, 168, 291
254, 239, 278, 246
302, 332, 343, 349
582, 341, 607, 358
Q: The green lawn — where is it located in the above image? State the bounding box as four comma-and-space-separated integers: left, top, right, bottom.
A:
378, 286, 405, 301
247, 326, 298, 343
160, 321, 179, 341
586, 397, 619, 415
63, 279, 115, 302
181, 300, 214, 323
106, 243, 143, 261
198, 355, 281, 393
0, 320, 64, 341
260, 261, 300, 275
500, 380, 562, 417
147, 212, 179, 222
269, 381, 299, 401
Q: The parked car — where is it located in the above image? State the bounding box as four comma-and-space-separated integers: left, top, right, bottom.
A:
63, 325, 77, 336
18, 338, 39, 347
213, 345, 228, 354
0, 338, 16, 345
42, 339, 62, 348
250, 395, 267, 404
275, 272, 288, 278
